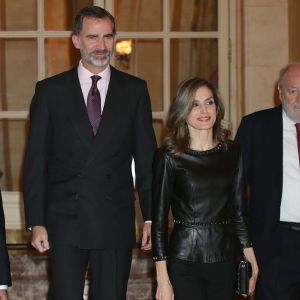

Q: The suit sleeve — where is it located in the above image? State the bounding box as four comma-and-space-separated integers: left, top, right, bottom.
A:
151, 149, 175, 261
23, 82, 50, 228
0, 191, 11, 286
132, 81, 157, 221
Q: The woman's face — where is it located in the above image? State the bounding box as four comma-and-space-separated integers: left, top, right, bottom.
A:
186, 86, 217, 133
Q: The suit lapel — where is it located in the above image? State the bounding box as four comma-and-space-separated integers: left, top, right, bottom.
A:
84, 67, 125, 166
62, 67, 94, 145
269, 106, 283, 202
96, 67, 122, 139
60, 66, 130, 167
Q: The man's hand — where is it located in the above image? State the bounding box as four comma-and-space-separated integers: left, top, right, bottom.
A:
141, 222, 152, 250
31, 225, 50, 253
0, 289, 8, 300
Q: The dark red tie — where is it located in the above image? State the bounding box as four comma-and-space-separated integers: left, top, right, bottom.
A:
87, 75, 101, 135
296, 123, 300, 165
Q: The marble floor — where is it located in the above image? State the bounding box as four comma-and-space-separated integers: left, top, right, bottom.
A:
7, 247, 254, 300
8, 248, 155, 300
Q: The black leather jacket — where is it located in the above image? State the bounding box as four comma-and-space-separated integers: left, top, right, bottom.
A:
152, 141, 252, 263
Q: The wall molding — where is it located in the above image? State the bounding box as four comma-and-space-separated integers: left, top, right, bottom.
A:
2, 191, 24, 229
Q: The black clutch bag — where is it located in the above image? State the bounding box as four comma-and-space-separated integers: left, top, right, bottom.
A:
236, 260, 252, 295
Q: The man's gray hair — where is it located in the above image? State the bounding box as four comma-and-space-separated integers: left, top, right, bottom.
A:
278, 63, 300, 88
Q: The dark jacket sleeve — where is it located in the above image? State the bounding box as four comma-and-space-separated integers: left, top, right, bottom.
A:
23, 81, 49, 228
231, 145, 252, 249
151, 148, 175, 261
0, 191, 12, 286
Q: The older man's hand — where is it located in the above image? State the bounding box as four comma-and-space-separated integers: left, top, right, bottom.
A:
0, 289, 8, 300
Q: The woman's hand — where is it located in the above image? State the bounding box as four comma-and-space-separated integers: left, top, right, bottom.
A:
155, 261, 174, 300
156, 280, 174, 300
243, 247, 259, 297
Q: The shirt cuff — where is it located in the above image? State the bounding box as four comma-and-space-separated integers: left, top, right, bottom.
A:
0, 285, 8, 290
145, 220, 152, 223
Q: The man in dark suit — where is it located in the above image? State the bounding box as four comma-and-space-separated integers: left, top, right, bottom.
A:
23, 6, 156, 300
0, 190, 11, 300
236, 63, 300, 300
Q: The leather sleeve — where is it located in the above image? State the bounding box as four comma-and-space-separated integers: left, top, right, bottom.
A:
231, 146, 253, 248
151, 148, 175, 261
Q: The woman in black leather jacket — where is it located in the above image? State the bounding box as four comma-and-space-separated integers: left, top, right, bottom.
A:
152, 78, 258, 300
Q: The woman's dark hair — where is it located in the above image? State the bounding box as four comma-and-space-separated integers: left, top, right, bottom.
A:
165, 77, 230, 154
73, 6, 116, 36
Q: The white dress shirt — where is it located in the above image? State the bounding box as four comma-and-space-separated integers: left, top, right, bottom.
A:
0, 285, 7, 290
280, 110, 300, 222
77, 60, 110, 110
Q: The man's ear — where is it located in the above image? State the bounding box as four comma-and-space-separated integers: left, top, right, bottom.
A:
72, 34, 80, 49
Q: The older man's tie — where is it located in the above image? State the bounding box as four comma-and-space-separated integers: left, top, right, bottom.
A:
87, 75, 101, 135
296, 123, 300, 165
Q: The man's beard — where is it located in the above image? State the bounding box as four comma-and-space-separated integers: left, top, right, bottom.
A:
281, 95, 300, 122
81, 48, 113, 68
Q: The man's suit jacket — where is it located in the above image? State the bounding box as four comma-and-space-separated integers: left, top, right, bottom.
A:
0, 190, 11, 286
23, 66, 157, 249
236, 106, 283, 270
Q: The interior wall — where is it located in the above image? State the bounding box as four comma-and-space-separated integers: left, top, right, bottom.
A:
243, 0, 288, 115
288, 0, 300, 62
231, 0, 289, 134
